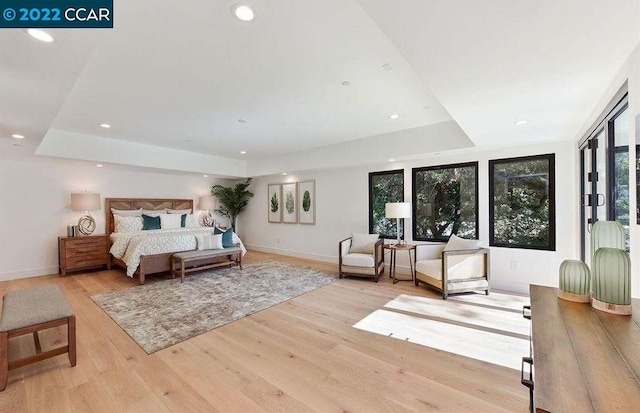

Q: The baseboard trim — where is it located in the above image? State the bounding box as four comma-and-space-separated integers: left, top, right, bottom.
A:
245, 244, 415, 275
0, 266, 58, 282
245, 244, 336, 264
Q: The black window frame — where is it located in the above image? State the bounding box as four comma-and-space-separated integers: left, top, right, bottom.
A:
368, 169, 405, 239
489, 153, 556, 251
606, 101, 630, 227
412, 161, 479, 242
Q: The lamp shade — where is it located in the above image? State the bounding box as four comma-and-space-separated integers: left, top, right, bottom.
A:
385, 202, 411, 219
198, 195, 216, 210
70, 193, 100, 211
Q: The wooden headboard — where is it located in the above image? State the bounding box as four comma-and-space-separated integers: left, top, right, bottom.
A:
105, 197, 194, 235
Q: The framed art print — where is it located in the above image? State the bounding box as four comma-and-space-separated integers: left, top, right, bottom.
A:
282, 182, 298, 224
298, 180, 315, 224
268, 184, 282, 223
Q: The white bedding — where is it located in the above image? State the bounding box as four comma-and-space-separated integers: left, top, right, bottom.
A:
110, 227, 247, 277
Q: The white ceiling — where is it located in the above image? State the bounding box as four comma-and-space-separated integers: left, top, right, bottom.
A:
1, 0, 638, 177
359, 0, 639, 147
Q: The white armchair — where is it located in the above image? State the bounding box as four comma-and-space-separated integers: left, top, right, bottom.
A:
414, 238, 490, 299
338, 234, 384, 282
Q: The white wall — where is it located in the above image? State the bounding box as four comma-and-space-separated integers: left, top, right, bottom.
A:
0, 156, 228, 280
243, 140, 578, 294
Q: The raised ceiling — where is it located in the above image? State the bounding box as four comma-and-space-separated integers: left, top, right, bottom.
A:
1, 0, 638, 177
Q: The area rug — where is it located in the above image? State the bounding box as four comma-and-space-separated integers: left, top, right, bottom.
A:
91, 260, 336, 354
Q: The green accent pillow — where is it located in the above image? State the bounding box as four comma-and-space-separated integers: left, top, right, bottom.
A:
181, 214, 187, 227
142, 214, 161, 230
214, 227, 234, 248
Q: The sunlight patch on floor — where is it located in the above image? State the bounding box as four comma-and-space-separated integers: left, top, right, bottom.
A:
449, 291, 530, 312
353, 293, 531, 370
385, 294, 530, 338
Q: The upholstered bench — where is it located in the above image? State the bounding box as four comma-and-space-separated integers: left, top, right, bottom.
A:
0, 285, 76, 391
171, 247, 243, 282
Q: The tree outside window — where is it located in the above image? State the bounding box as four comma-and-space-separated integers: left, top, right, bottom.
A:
369, 170, 404, 238
490, 154, 556, 250
412, 162, 478, 242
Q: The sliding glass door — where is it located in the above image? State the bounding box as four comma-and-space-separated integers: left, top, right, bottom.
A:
580, 97, 629, 262
610, 108, 630, 231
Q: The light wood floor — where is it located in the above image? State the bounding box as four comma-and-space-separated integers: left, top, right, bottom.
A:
0, 251, 529, 412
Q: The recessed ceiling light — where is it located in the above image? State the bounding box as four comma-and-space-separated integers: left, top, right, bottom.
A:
282, 172, 287, 176
231, 4, 255, 21
96, 164, 104, 168
12, 143, 23, 147
238, 119, 248, 123
100, 123, 111, 129
341, 81, 350, 86
514, 120, 528, 126
240, 151, 247, 154
382, 63, 393, 71
389, 114, 400, 120
388, 158, 395, 162
27, 29, 53, 43
11, 134, 24, 139
203, 174, 208, 178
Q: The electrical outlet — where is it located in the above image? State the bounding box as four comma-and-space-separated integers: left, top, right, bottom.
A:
510, 260, 518, 270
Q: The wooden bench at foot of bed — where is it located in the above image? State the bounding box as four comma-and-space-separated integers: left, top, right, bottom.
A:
111, 253, 176, 285
171, 247, 243, 283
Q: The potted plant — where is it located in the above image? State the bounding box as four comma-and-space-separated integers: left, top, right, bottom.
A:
210, 178, 254, 231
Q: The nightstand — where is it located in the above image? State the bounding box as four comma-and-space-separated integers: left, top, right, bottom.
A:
58, 235, 110, 276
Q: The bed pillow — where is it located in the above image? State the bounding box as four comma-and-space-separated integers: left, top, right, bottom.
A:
349, 233, 379, 254
142, 214, 161, 230
142, 209, 166, 217
114, 215, 143, 233
111, 208, 143, 217
195, 234, 224, 250
443, 233, 482, 251
168, 208, 192, 214
159, 213, 182, 229
181, 214, 197, 228
214, 227, 235, 248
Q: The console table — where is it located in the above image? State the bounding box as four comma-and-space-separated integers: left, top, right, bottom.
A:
529, 285, 640, 412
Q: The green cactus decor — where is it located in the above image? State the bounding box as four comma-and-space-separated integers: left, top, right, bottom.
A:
270, 193, 279, 213
591, 247, 631, 315
302, 190, 311, 212
285, 192, 294, 214
558, 260, 591, 303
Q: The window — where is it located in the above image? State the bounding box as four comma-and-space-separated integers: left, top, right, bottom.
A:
490, 154, 556, 250
412, 162, 478, 242
369, 169, 404, 238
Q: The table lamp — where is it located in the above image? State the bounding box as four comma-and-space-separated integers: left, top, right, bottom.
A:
70, 192, 100, 235
199, 195, 216, 227
385, 202, 411, 246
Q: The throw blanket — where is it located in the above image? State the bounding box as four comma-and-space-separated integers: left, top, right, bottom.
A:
110, 228, 246, 277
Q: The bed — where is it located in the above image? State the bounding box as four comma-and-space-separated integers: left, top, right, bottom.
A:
105, 197, 246, 284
